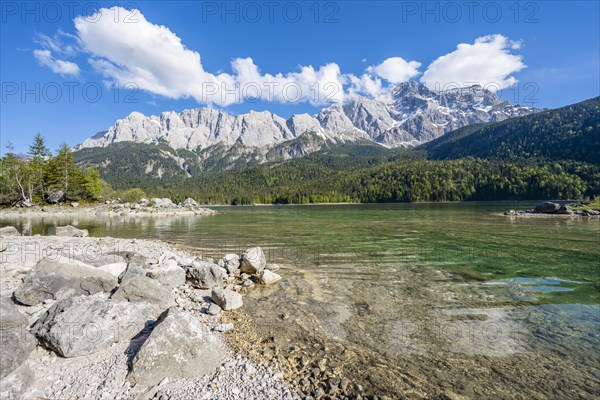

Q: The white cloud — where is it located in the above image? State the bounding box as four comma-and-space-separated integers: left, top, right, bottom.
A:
35, 31, 79, 57
76, 8, 221, 102
74, 7, 346, 106
36, 7, 523, 105
366, 57, 421, 84
231, 57, 345, 104
420, 34, 525, 92
347, 74, 383, 98
346, 57, 420, 99
33, 49, 80, 76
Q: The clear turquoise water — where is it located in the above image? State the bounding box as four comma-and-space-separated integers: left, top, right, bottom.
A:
3, 202, 599, 397
7, 202, 597, 303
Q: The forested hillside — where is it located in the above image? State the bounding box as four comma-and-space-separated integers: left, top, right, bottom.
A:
136, 157, 599, 205
423, 97, 600, 163
75, 142, 203, 184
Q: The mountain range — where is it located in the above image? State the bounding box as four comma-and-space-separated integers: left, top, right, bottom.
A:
74, 82, 537, 176
73, 94, 599, 204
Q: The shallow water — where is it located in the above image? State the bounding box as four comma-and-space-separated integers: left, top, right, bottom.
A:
3, 202, 600, 398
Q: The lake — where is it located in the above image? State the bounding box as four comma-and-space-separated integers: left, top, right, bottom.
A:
3, 202, 599, 398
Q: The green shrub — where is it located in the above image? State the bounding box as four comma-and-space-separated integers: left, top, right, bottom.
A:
119, 188, 147, 203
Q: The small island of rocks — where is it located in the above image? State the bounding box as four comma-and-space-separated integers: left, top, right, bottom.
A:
504, 200, 600, 218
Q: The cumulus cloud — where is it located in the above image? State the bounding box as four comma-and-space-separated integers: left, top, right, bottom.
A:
75, 8, 221, 101
346, 74, 384, 98
366, 57, 421, 84
346, 56, 420, 99
74, 7, 346, 106
33, 49, 80, 76
420, 34, 525, 92
34, 7, 525, 105
231, 57, 345, 104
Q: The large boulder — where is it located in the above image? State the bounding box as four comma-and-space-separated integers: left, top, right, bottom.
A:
123, 252, 150, 270
186, 261, 226, 289
0, 297, 36, 379
111, 275, 175, 316
129, 308, 224, 388
240, 247, 266, 275
0, 226, 20, 237
555, 205, 573, 215
46, 190, 65, 204
97, 262, 128, 277
151, 198, 176, 208
222, 254, 241, 275
181, 197, 198, 207
118, 263, 146, 283
31, 295, 153, 358
13, 258, 118, 306
55, 225, 89, 237
146, 260, 186, 289
534, 202, 560, 214
63, 251, 127, 267
211, 287, 243, 311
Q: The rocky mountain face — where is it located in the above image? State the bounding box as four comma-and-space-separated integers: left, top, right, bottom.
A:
75, 82, 537, 173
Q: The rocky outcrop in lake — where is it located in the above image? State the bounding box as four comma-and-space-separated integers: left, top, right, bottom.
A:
504, 201, 600, 218
55, 225, 89, 237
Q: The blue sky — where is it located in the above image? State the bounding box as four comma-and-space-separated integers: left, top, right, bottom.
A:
1, 0, 599, 153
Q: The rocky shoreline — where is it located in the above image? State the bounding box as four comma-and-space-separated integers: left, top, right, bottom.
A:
1, 197, 217, 219
0, 227, 296, 400
504, 201, 600, 218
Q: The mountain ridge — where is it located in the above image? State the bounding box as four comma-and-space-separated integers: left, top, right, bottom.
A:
75, 82, 537, 159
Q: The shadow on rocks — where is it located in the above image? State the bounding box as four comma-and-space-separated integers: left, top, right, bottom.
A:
125, 319, 156, 369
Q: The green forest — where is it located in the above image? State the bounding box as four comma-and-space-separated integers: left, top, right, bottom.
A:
424, 96, 600, 163
137, 157, 599, 205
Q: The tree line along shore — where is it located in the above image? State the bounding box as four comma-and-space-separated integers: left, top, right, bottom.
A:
3, 134, 599, 209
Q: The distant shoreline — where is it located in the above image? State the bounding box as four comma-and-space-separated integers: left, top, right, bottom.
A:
1, 199, 595, 218
0, 203, 218, 219
499, 212, 599, 219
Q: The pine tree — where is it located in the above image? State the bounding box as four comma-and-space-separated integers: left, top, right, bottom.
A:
27, 133, 51, 201
45, 143, 82, 201
28, 133, 50, 160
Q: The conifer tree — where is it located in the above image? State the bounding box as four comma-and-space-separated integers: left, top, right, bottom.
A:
45, 143, 82, 201
27, 133, 51, 201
